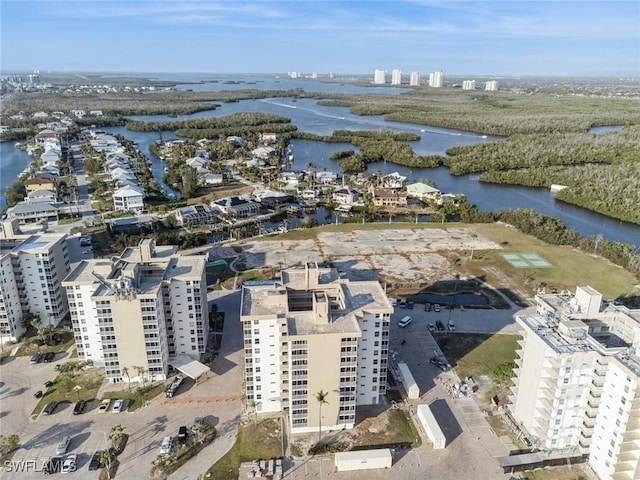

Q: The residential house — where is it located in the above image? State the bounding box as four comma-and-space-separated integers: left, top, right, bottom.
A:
71, 109, 86, 118
370, 187, 408, 208
25, 176, 56, 194
260, 132, 277, 144
212, 196, 261, 219
382, 172, 407, 189
315, 171, 339, 185
25, 189, 57, 204
89, 110, 103, 116
175, 204, 218, 228
251, 146, 276, 159
406, 182, 441, 200
7, 202, 60, 224
279, 171, 301, 189
112, 185, 144, 212
186, 156, 210, 169
332, 187, 362, 211
200, 173, 225, 185
41, 150, 60, 166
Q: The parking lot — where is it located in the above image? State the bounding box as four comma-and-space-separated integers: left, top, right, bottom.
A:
0, 290, 245, 480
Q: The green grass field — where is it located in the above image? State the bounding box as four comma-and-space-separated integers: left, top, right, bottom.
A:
205, 418, 282, 480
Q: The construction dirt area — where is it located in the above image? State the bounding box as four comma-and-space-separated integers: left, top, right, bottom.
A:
236, 227, 500, 286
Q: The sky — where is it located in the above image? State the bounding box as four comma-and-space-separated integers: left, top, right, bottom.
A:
1, 0, 639, 77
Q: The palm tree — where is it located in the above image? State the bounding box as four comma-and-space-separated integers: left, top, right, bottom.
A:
470, 233, 478, 259
121, 366, 131, 389
108, 424, 126, 452
99, 450, 114, 480
314, 390, 329, 443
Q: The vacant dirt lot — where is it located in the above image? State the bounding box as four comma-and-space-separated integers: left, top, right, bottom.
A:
238, 227, 500, 284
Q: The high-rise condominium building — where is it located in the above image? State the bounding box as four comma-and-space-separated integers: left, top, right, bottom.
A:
62, 239, 208, 383
240, 263, 392, 434
485, 80, 498, 91
462, 80, 476, 90
409, 71, 421, 86
391, 69, 402, 85
373, 69, 386, 85
428, 70, 443, 88
0, 222, 70, 342
509, 286, 640, 480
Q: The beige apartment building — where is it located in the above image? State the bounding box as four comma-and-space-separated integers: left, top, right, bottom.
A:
62, 239, 208, 383
509, 286, 640, 480
0, 222, 70, 341
240, 262, 393, 434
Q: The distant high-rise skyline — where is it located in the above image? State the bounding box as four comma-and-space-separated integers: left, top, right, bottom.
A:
391, 69, 402, 85
462, 80, 476, 90
485, 80, 498, 91
429, 70, 443, 88
374, 69, 386, 84
409, 71, 420, 86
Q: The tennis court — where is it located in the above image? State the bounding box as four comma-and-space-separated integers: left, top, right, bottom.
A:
501, 252, 552, 268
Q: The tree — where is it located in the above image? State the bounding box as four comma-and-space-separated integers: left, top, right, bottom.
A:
121, 366, 131, 389
108, 424, 126, 452
314, 390, 329, 443
470, 233, 478, 259
99, 450, 114, 480
0, 434, 20, 458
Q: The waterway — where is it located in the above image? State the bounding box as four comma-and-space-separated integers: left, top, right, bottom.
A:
1, 92, 639, 248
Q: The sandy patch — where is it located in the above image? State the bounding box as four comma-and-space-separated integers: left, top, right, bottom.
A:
238, 228, 501, 283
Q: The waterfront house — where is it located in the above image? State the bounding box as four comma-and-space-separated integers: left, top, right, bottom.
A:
89, 110, 103, 116
35, 129, 57, 145
71, 109, 86, 118
406, 182, 441, 200
382, 172, 407, 189
315, 171, 339, 185
25, 176, 56, 194
25, 189, 57, 204
7, 201, 59, 224
251, 146, 277, 159
279, 171, 301, 189
370, 187, 408, 208
212, 196, 261, 219
260, 132, 277, 144
332, 187, 363, 210
41, 149, 60, 166
175, 204, 218, 228
112, 185, 144, 213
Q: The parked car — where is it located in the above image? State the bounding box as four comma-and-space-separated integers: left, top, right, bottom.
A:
406, 300, 414, 309
448, 321, 456, 331
209, 303, 219, 312
111, 399, 125, 413
98, 398, 111, 413
44, 380, 54, 388
56, 436, 71, 455
43, 352, 55, 363
399, 299, 407, 309
433, 303, 441, 312
42, 401, 58, 415
398, 316, 412, 328
88, 450, 105, 470
61, 454, 77, 473
159, 436, 173, 455
177, 426, 188, 444
72, 400, 86, 415
43, 457, 62, 475
34, 390, 43, 399
30, 352, 43, 364
427, 323, 435, 332
435, 320, 445, 331
390, 298, 398, 307
430, 357, 452, 372
424, 303, 431, 311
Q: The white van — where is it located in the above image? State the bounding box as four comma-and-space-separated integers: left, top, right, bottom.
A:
398, 316, 412, 328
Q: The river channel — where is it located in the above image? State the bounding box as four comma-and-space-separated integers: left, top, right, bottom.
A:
1, 86, 639, 248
